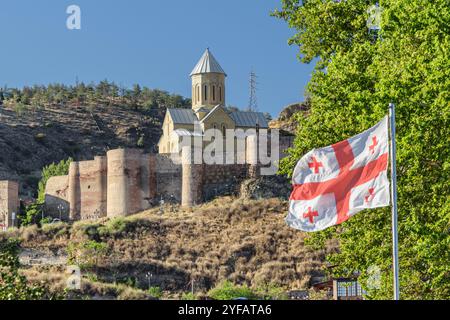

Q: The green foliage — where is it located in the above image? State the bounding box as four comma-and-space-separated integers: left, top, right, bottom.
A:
12, 102, 27, 116
1, 81, 190, 112
0, 238, 46, 300
20, 203, 43, 227
276, 0, 450, 299
18, 158, 73, 227
37, 158, 72, 203
254, 283, 289, 300
181, 292, 197, 300
98, 217, 129, 237
67, 240, 109, 269
41, 221, 69, 238
136, 135, 145, 148
208, 281, 258, 300
148, 286, 162, 299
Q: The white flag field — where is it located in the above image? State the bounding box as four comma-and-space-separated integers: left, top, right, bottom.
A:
286, 116, 390, 232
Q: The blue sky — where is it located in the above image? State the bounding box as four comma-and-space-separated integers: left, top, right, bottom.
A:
0, 0, 315, 117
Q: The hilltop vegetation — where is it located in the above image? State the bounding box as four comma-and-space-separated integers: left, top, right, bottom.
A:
0, 80, 190, 111
275, 0, 450, 299
0, 81, 190, 195
1, 197, 337, 300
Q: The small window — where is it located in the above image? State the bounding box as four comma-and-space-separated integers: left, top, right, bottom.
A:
219, 86, 222, 102
213, 85, 216, 101
196, 85, 200, 103
204, 85, 208, 101
221, 124, 226, 136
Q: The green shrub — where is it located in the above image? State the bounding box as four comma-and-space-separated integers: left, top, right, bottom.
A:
67, 240, 109, 269
0, 238, 47, 299
254, 283, 288, 300
148, 286, 162, 299
98, 217, 129, 237
208, 281, 258, 300
136, 135, 145, 148
41, 221, 69, 238
40, 217, 52, 225
20, 203, 41, 226
181, 292, 197, 300
13, 102, 27, 116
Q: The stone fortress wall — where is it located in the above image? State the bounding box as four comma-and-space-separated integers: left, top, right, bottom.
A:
0, 180, 19, 228
0, 133, 293, 222
44, 150, 261, 220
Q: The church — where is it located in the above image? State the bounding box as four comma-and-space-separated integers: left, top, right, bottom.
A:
158, 49, 269, 154
2, 49, 287, 225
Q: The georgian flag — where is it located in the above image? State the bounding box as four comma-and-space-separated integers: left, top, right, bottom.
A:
286, 117, 390, 232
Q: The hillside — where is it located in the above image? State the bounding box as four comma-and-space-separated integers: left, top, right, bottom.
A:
0, 104, 164, 197
3, 197, 337, 300
0, 82, 191, 197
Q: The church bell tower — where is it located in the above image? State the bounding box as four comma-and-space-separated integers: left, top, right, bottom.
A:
190, 48, 226, 112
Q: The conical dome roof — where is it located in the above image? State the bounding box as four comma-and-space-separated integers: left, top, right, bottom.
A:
190, 48, 226, 76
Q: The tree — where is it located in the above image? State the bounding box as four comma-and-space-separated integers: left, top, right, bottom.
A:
0, 88, 4, 105
275, 0, 449, 299
0, 239, 46, 300
37, 158, 73, 203
132, 84, 142, 110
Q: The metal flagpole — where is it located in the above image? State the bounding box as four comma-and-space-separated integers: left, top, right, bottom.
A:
389, 103, 400, 300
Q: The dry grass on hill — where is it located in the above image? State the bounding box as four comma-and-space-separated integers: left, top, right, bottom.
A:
4, 197, 338, 299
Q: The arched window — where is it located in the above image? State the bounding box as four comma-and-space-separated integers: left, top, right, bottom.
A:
212, 85, 216, 101
196, 85, 200, 103
221, 124, 226, 137
204, 85, 208, 101
219, 86, 222, 102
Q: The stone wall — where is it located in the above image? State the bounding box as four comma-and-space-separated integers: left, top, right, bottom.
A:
201, 164, 250, 201
79, 156, 107, 219
45, 175, 69, 220
0, 181, 19, 228
156, 154, 182, 203
45, 149, 164, 219
66, 156, 108, 220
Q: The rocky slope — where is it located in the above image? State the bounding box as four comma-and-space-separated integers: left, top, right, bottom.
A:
269, 102, 310, 133
0, 104, 165, 197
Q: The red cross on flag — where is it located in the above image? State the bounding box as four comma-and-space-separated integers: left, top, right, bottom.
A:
286, 116, 390, 232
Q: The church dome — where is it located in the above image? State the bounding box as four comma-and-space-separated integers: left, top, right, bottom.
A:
190, 48, 227, 76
